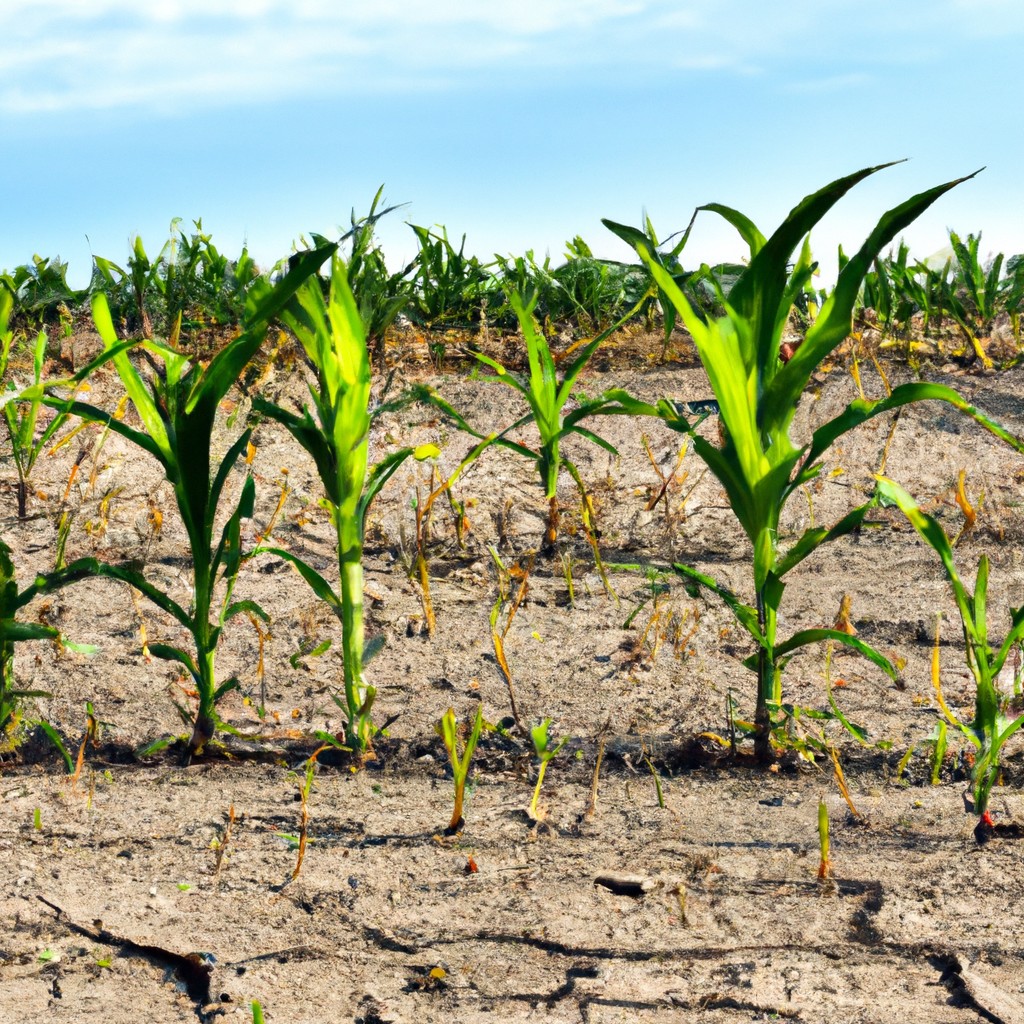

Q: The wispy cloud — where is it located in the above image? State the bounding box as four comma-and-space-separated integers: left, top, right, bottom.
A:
0, 1, 657, 114
3, 0, 1022, 116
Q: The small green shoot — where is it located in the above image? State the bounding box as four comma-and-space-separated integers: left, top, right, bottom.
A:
817, 798, 832, 880
1, 289, 81, 518
643, 754, 666, 809
528, 719, 569, 820
436, 706, 484, 834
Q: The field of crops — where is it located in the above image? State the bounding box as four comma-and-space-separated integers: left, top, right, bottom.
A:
3, 166, 1024, 1023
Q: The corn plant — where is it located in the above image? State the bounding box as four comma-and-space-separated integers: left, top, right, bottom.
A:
492, 250, 564, 327
251, 255, 432, 757
0, 537, 98, 767
49, 248, 332, 759
1003, 255, 1024, 345
528, 718, 569, 820
1, 289, 79, 518
164, 220, 263, 339
91, 232, 177, 339
856, 243, 914, 337
877, 477, 1024, 825
944, 230, 1004, 366
450, 288, 643, 551
549, 237, 629, 331
436, 705, 484, 833
309, 187, 413, 370
407, 224, 495, 330
609, 163, 1024, 760
0, 255, 82, 331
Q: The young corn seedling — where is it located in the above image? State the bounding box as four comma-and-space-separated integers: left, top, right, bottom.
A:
877, 477, 1024, 833
606, 163, 1024, 760
49, 246, 333, 760
436, 705, 484, 834
252, 255, 434, 758
0, 289, 81, 518
444, 288, 640, 553
817, 798, 833, 880
528, 718, 569, 820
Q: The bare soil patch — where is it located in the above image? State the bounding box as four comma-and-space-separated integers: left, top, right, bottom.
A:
3, 329, 1024, 1023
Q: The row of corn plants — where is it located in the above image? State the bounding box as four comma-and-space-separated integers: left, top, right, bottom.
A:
1, 216, 716, 357
852, 230, 1024, 363
2, 167, 1024, 835
6, 200, 1023, 372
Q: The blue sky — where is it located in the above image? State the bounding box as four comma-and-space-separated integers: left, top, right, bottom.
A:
3, 0, 1022, 288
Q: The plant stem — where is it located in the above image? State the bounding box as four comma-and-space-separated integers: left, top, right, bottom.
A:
530, 761, 549, 819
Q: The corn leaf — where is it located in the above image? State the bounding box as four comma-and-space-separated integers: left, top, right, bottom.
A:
771, 628, 898, 680
256, 547, 342, 616
803, 381, 1024, 472
768, 169, 983, 418
671, 562, 765, 645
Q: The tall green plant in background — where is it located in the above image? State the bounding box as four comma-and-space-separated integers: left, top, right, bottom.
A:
612, 163, 1024, 760
604, 213, 742, 345
878, 478, 1024, 828
407, 225, 495, 330
0, 254, 82, 331
309, 187, 414, 371
252, 255, 431, 758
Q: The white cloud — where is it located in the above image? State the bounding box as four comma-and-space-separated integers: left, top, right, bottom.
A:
2, 0, 1021, 116
1, 1, 661, 114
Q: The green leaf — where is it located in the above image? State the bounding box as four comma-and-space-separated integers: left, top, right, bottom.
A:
774, 500, 879, 578
256, 548, 342, 615
767, 169, 982, 417
772, 628, 898, 681
90, 292, 171, 457
223, 599, 269, 623
0, 620, 59, 643
32, 721, 73, 772
358, 447, 415, 531
805, 381, 1024, 470
671, 562, 765, 646
148, 643, 200, 680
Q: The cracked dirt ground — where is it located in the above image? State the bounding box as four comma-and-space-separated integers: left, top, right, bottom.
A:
3, 331, 1024, 1022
